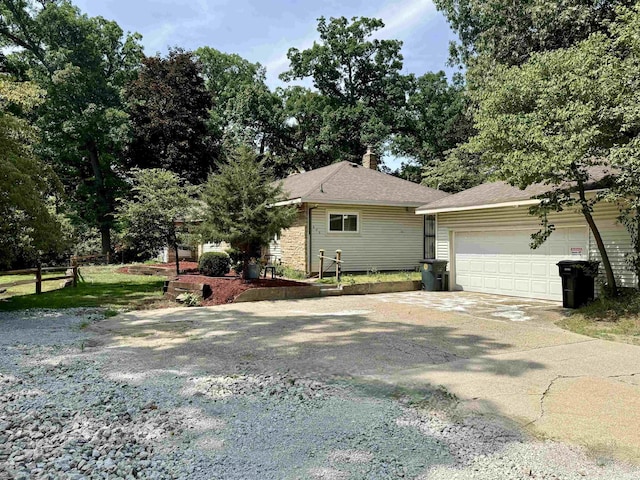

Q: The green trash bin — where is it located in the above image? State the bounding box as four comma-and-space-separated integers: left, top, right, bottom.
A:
420, 259, 448, 291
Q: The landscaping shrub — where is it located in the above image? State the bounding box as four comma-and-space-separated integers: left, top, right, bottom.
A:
198, 252, 230, 277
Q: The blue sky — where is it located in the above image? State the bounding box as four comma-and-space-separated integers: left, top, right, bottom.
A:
73, 0, 459, 167
74, 0, 458, 86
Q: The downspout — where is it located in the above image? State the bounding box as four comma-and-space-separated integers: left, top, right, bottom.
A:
308, 205, 319, 276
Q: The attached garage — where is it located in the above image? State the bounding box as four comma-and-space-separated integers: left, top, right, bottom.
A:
454, 228, 588, 301
416, 179, 637, 302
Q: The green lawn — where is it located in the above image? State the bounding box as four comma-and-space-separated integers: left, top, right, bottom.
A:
557, 289, 640, 345
0, 265, 165, 312
317, 270, 421, 285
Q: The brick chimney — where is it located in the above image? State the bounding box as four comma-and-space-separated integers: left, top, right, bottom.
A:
362, 146, 379, 170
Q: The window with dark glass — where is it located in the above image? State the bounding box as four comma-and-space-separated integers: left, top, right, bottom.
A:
329, 213, 358, 232
424, 215, 436, 258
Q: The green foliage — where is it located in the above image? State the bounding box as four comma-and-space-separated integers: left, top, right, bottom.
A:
558, 289, 640, 345
198, 252, 230, 277
116, 168, 197, 261
391, 72, 480, 192
224, 247, 244, 274
434, 0, 633, 67
1, 0, 144, 254
461, 6, 640, 295
195, 47, 276, 158
200, 147, 297, 272
175, 292, 201, 307
280, 16, 409, 163
125, 49, 214, 184
0, 74, 65, 268
275, 265, 306, 280
317, 271, 421, 285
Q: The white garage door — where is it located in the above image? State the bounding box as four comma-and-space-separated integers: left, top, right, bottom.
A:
454, 227, 588, 301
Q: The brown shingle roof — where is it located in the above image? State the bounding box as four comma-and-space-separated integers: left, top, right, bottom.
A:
278, 161, 449, 206
416, 166, 614, 213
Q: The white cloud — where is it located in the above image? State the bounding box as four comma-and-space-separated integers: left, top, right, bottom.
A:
376, 0, 437, 38
145, 23, 177, 54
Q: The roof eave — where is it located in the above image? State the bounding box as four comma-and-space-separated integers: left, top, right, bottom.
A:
301, 198, 432, 208
271, 198, 303, 207
416, 199, 541, 215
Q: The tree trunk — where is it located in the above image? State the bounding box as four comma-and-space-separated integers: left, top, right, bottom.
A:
577, 183, 618, 296
100, 225, 111, 258
174, 242, 180, 277
87, 141, 111, 255
635, 206, 640, 290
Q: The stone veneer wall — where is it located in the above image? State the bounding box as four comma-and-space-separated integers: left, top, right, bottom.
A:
280, 208, 307, 272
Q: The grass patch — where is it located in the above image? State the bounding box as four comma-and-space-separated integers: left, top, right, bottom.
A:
557, 289, 640, 345
317, 270, 420, 285
276, 266, 307, 280
0, 271, 73, 296
0, 265, 165, 312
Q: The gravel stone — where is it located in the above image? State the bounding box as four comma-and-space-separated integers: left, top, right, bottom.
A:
1, 308, 639, 479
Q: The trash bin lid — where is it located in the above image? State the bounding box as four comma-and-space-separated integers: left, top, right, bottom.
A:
419, 259, 448, 265
556, 260, 595, 267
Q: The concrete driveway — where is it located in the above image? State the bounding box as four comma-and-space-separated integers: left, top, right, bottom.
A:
95, 291, 640, 462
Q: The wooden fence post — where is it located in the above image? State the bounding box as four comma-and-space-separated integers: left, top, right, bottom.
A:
35, 264, 42, 295
72, 266, 78, 287
335, 250, 342, 282
319, 249, 325, 279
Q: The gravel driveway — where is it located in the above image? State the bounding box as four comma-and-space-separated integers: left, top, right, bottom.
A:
1, 305, 639, 479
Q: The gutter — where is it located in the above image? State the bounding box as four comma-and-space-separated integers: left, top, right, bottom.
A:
271, 198, 302, 207
415, 188, 609, 215
416, 199, 541, 215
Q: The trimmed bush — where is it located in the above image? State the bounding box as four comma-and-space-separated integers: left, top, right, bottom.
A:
198, 252, 230, 277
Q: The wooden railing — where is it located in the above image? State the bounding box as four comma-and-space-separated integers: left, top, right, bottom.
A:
318, 249, 343, 281
0, 265, 78, 295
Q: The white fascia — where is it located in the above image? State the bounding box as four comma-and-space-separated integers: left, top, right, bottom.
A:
271, 198, 303, 207
415, 199, 541, 215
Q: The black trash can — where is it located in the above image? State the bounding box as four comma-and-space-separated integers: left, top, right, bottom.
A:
557, 260, 599, 309
420, 259, 449, 291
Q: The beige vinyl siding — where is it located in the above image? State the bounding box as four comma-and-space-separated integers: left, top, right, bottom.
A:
436, 202, 636, 289
201, 242, 230, 254
309, 204, 424, 273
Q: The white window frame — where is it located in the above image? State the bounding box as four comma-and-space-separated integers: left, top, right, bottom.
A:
327, 211, 360, 234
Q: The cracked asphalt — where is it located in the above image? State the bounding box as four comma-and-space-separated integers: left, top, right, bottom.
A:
91, 291, 640, 465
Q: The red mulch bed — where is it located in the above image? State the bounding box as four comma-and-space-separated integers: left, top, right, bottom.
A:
150, 262, 199, 274
174, 274, 310, 306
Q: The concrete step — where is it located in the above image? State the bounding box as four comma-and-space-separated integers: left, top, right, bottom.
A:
319, 285, 343, 297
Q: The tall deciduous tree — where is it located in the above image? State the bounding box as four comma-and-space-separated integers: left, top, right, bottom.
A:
125, 49, 214, 184
434, 0, 634, 67
0, 74, 64, 267
0, 0, 143, 254
280, 16, 410, 164
116, 169, 196, 276
195, 46, 265, 143
392, 72, 479, 192
464, 5, 640, 294
276, 86, 335, 173
200, 148, 296, 275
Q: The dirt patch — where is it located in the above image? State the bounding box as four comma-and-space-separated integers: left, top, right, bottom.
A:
150, 262, 199, 273
117, 262, 200, 275
174, 274, 310, 306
